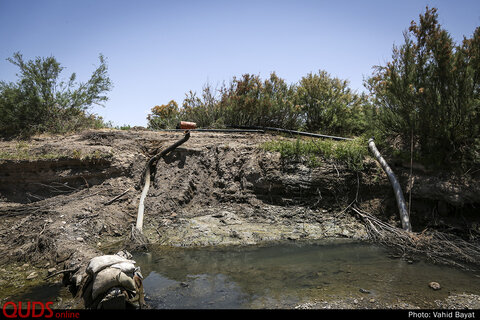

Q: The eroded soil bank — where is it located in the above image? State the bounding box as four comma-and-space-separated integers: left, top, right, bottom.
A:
1, 129, 479, 309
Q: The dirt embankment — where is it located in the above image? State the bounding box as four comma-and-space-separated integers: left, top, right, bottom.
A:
1, 129, 479, 308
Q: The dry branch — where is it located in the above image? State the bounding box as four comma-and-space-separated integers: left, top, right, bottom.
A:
44, 266, 80, 280
352, 206, 480, 270
0, 190, 102, 217
104, 188, 131, 205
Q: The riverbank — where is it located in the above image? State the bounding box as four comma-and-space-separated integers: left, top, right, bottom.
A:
1, 129, 479, 309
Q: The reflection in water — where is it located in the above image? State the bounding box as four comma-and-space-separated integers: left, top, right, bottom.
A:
134, 240, 480, 309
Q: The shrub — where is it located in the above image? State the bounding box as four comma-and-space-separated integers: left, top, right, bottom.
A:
365, 7, 480, 168
0, 52, 112, 138
147, 100, 180, 129
296, 70, 369, 136
218, 73, 301, 129
182, 85, 224, 128
262, 137, 368, 171
175, 71, 369, 136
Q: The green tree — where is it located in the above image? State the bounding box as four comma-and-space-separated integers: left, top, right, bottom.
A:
147, 100, 180, 129
218, 73, 263, 127
258, 72, 302, 129
366, 7, 480, 167
152, 71, 368, 135
296, 70, 367, 135
0, 52, 112, 137
182, 84, 224, 128
217, 72, 301, 129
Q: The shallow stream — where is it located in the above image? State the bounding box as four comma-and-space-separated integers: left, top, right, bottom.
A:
133, 240, 480, 308
5, 240, 480, 309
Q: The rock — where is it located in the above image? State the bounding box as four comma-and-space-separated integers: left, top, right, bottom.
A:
429, 281, 441, 290
369, 298, 375, 303
359, 288, 370, 294
26, 272, 38, 280
47, 268, 57, 276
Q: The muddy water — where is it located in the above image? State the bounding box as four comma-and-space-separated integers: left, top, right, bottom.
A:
5, 240, 480, 308
133, 240, 480, 309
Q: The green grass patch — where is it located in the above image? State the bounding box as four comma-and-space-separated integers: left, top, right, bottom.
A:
115, 124, 132, 130
0, 142, 62, 161
261, 137, 369, 171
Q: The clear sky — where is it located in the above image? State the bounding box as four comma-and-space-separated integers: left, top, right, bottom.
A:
1, 0, 479, 127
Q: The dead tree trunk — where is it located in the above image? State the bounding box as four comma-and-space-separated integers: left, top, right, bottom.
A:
368, 138, 412, 232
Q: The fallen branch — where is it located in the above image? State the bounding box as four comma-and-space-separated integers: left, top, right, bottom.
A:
0, 190, 102, 217
104, 188, 131, 206
44, 266, 80, 280
352, 205, 480, 270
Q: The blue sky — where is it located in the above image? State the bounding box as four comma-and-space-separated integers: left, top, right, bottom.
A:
1, 0, 479, 127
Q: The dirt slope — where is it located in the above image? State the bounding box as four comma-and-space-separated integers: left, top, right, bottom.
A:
0, 129, 368, 266
1, 128, 479, 307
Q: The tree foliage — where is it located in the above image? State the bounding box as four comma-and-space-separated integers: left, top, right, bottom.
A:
366, 7, 480, 167
218, 72, 301, 129
150, 71, 370, 136
297, 71, 370, 135
0, 52, 112, 138
182, 85, 224, 128
147, 100, 180, 129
